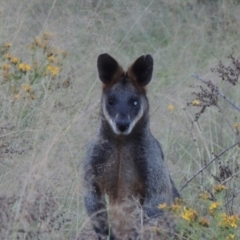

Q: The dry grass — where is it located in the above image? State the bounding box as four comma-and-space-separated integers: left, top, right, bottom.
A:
0, 0, 240, 239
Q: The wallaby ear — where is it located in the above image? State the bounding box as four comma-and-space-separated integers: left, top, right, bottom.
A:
97, 53, 121, 84
128, 54, 153, 86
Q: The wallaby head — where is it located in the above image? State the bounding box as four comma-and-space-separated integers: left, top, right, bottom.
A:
97, 53, 153, 135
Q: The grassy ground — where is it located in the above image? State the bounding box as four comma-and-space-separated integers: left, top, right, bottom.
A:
0, 0, 240, 239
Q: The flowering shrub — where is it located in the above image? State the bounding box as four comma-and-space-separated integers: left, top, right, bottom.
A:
158, 184, 240, 238
181, 53, 240, 239
1, 33, 68, 103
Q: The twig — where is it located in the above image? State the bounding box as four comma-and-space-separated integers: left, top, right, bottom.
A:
180, 141, 240, 192
224, 190, 240, 207
192, 73, 240, 113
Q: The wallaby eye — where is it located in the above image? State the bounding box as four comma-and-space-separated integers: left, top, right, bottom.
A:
108, 98, 115, 106
130, 97, 139, 107
133, 100, 138, 106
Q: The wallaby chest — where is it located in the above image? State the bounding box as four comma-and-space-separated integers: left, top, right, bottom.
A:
96, 140, 144, 203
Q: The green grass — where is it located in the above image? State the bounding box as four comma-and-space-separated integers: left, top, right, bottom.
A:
0, 0, 240, 239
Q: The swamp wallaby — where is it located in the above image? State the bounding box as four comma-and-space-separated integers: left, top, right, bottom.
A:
84, 54, 180, 239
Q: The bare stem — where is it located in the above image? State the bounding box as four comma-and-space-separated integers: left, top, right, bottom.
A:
180, 141, 240, 192
224, 190, 240, 207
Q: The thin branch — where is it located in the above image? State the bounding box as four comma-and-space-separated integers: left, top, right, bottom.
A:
224, 190, 240, 207
192, 73, 240, 113
180, 141, 240, 192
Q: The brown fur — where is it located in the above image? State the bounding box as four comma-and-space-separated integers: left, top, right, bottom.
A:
127, 65, 147, 92
94, 136, 145, 204
102, 66, 124, 90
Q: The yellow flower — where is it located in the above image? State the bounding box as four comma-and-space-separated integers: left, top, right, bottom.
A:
170, 203, 181, 213
233, 123, 240, 129
158, 203, 167, 209
192, 99, 201, 106
18, 63, 25, 71
47, 65, 60, 76
25, 64, 31, 71
198, 217, 210, 227
18, 63, 31, 72
3, 64, 11, 71
213, 184, 227, 193
226, 234, 236, 240
11, 57, 19, 64
167, 104, 175, 111
219, 213, 238, 229
14, 94, 20, 100
22, 84, 31, 92
209, 202, 221, 215
199, 191, 210, 200
48, 56, 56, 62
181, 207, 197, 222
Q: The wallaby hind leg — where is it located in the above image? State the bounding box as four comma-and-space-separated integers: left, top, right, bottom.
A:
84, 191, 115, 239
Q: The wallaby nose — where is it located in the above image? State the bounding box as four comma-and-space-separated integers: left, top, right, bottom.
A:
116, 119, 130, 132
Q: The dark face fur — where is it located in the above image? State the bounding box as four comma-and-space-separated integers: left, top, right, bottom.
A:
97, 53, 153, 135
102, 78, 147, 135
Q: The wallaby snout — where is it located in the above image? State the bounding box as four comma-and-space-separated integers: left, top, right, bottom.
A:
115, 114, 130, 133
